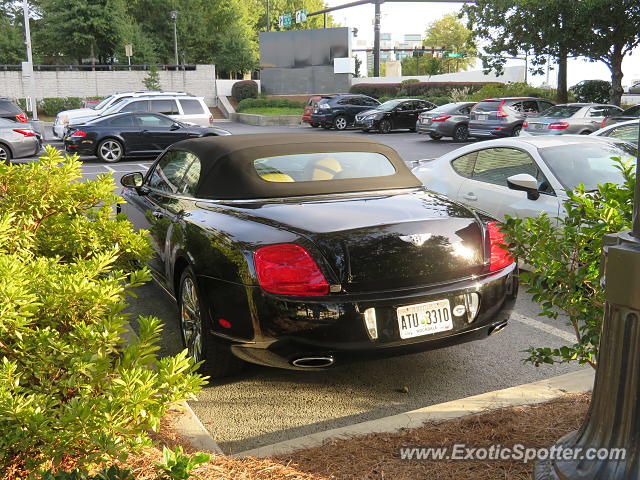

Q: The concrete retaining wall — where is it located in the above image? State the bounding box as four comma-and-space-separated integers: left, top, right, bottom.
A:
230, 112, 301, 126
352, 65, 525, 85
0, 65, 218, 106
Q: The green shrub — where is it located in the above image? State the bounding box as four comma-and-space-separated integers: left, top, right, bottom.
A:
236, 97, 304, 112
350, 81, 497, 99
15, 97, 86, 117
0, 146, 205, 475
469, 82, 556, 101
500, 158, 636, 368
400, 78, 420, 86
378, 95, 451, 106
231, 80, 259, 101
570, 79, 611, 103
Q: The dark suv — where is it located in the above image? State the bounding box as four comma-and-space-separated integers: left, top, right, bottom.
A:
0, 98, 28, 123
468, 97, 555, 138
310, 94, 380, 130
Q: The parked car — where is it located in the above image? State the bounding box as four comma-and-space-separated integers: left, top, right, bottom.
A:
592, 119, 639, 145
468, 97, 556, 138
628, 82, 640, 94
0, 118, 41, 163
0, 97, 28, 123
64, 112, 230, 162
354, 98, 436, 133
416, 101, 476, 141
53, 90, 191, 138
302, 96, 322, 127
67, 95, 213, 134
310, 94, 380, 130
412, 136, 637, 221
600, 104, 640, 128
118, 133, 517, 377
83, 99, 102, 109
522, 103, 622, 136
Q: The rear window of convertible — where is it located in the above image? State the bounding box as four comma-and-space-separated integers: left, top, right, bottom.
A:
254, 152, 397, 182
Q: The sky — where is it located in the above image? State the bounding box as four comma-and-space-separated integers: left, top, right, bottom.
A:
325, 0, 640, 87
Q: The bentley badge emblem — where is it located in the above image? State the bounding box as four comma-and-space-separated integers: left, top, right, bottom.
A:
399, 233, 432, 247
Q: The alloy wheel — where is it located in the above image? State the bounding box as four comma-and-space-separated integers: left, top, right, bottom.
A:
334, 116, 347, 130
453, 125, 469, 141
180, 276, 204, 362
379, 120, 391, 134
0, 145, 9, 164
99, 140, 123, 162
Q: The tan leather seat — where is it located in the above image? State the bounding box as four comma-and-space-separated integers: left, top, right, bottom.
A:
259, 172, 294, 182
308, 157, 343, 180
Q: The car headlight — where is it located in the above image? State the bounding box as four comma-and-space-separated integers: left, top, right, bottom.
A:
59, 115, 69, 125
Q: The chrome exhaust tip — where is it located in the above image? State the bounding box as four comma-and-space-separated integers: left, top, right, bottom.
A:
488, 321, 508, 336
291, 356, 335, 368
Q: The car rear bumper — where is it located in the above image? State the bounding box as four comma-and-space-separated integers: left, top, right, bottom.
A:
201, 263, 518, 370
416, 121, 455, 136
64, 139, 95, 156
10, 136, 41, 159
310, 113, 334, 124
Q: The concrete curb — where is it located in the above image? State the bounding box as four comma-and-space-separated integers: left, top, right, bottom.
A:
230, 112, 302, 126
235, 369, 595, 458
121, 323, 223, 454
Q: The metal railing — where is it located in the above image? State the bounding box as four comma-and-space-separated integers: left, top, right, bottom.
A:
0, 64, 198, 72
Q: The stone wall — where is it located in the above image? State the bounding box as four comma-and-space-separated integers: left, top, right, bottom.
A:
0, 65, 217, 106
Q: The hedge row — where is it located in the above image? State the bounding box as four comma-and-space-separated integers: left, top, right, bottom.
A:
236, 97, 305, 112
349, 82, 499, 99
231, 80, 259, 101
16, 97, 102, 116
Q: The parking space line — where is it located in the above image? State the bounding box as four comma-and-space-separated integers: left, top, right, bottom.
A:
510, 312, 576, 342
103, 166, 115, 172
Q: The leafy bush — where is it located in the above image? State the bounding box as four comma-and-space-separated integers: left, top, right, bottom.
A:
16, 97, 86, 116
570, 79, 611, 103
350, 81, 497, 99
231, 80, 259, 101
500, 158, 635, 368
400, 78, 420, 86
469, 82, 557, 101
236, 97, 304, 112
0, 146, 205, 476
449, 87, 472, 103
378, 95, 451, 106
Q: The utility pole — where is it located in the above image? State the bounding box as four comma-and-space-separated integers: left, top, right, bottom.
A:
373, 0, 381, 77
266, 0, 270, 31
22, 0, 38, 121
170, 10, 179, 65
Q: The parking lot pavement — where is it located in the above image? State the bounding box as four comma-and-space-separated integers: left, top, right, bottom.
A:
28, 121, 578, 454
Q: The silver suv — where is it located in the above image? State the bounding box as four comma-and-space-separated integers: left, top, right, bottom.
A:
67, 95, 212, 132
468, 97, 556, 138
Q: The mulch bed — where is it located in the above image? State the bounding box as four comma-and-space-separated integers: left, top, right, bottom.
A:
7, 394, 590, 480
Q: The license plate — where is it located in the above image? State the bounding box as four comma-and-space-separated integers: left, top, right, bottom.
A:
421, 118, 431, 124
535, 123, 543, 129
477, 114, 488, 120
397, 299, 453, 339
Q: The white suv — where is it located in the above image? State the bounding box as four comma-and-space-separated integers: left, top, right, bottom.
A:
65, 95, 212, 134
53, 91, 191, 138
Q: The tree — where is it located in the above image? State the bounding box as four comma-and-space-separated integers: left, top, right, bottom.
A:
244, 0, 338, 32
423, 14, 476, 72
354, 56, 362, 77
0, 3, 24, 64
143, 65, 161, 90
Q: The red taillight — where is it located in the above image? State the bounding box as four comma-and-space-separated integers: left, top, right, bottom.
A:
15, 114, 28, 123
70, 130, 87, 138
487, 222, 513, 272
209, 114, 214, 125
523, 121, 529, 128
12, 128, 36, 137
497, 100, 509, 118
254, 243, 329, 295
548, 122, 569, 130
600, 119, 607, 129
432, 115, 451, 122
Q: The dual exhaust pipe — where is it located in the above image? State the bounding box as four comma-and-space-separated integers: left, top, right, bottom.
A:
291, 356, 335, 368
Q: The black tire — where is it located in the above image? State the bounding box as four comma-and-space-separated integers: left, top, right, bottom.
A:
178, 266, 245, 378
579, 130, 592, 135
333, 115, 348, 130
452, 124, 470, 142
428, 133, 442, 140
378, 119, 392, 134
322, 123, 332, 130
511, 125, 522, 137
96, 138, 124, 163
362, 128, 370, 133
409, 127, 417, 132
310, 122, 320, 128
0, 143, 11, 164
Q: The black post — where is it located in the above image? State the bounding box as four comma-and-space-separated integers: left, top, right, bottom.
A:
533, 121, 640, 480
373, 0, 381, 77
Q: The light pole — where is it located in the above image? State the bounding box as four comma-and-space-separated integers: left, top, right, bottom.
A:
533, 121, 640, 480
170, 10, 179, 66
22, 0, 38, 122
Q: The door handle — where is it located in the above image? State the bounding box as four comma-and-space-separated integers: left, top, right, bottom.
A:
152, 210, 164, 219
462, 193, 478, 201
141, 129, 150, 134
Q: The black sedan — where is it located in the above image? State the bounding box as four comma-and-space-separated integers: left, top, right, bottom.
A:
354, 99, 436, 133
64, 112, 231, 162
119, 133, 517, 377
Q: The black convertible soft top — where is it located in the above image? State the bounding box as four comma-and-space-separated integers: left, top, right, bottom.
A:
168, 133, 421, 200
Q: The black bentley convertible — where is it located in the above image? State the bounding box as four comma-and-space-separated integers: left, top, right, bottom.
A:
119, 133, 517, 377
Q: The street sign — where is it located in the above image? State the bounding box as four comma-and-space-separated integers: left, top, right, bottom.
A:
295, 9, 307, 23
21, 61, 33, 78
124, 44, 133, 57
278, 13, 293, 27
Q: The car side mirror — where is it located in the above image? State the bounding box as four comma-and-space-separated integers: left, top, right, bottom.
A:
507, 173, 540, 200
121, 172, 144, 189
170, 122, 181, 130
